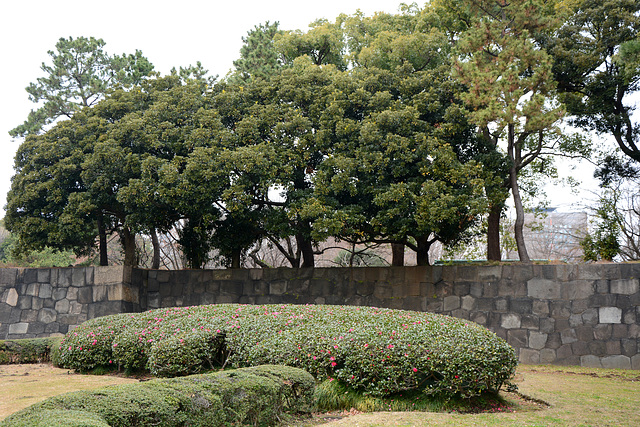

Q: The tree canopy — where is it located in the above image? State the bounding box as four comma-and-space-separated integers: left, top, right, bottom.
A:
6, 1, 639, 268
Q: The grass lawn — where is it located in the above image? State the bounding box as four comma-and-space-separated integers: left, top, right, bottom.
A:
1, 364, 639, 426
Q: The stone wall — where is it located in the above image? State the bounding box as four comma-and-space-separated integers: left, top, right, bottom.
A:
2, 264, 639, 369
0, 266, 142, 338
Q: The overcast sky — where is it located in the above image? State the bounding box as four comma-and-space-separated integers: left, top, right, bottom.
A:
0, 0, 624, 219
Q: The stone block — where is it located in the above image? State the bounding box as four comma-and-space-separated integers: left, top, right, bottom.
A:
507, 329, 529, 349
38, 283, 52, 299
563, 281, 595, 300
569, 314, 584, 327
612, 324, 629, 339
589, 294, 617, 307
501, 313, 521, 329
519, 349, 540, 364
52, 288, 67, 301
72, 268, 86, 287
632, 354, 640, 370
5, 288, 18, 307
93, 286, 108, 302
623, 308, 636, 324
599, 307, 622, 324
617, 295, 632, 309
621, 339, 637, 357
611, 278, 639, 295
38, 308, 57, 324
581, 355, 603, 368
55, 299, 70, 314
557, 344, 574, 359
469, 283, 483, 298
461, 295, 476, 311
601, 355, 631, 370
595, 279, 610, 294
443, 296, 460, 311
470, 311, 488, 325
478, 265, 502, 281
550, 301, 571, 319
77, 287, 93, 304
581, 308, 599, 326
540, 348, 557, 364
69, 301, 83, 315
476, 298, 493, 311
0, 268, 17, 285
20, 309, 39, 323
18, 296, 32, 310
494, 298, 508, 312
511, 298, 533, 314
94, 265, 125, 285
528, 279, 560, 299
589, 341, 607, 356
571, 299, 589, 313
529, 332, 548, 350
561, 328, 578, 344
532, 300, 549, 316
8, 323, 29, 335
606, 340, 621, 354
32, 297, 43, 310
25, 283, 39, 297
555, 265, 577, 281
36, 269, 50, 283
576, 326, 593, 342
521, 315, 540, 330
593, 324, 612, 340
540, 318, 555, 334
571, 341, 590, 356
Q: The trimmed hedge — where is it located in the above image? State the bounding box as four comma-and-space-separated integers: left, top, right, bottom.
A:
54, 304, 517, 398
0, 338, 61, 364
1, 365, 315, 427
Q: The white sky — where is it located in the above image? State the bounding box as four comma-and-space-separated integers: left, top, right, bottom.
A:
0, 0, 631, 219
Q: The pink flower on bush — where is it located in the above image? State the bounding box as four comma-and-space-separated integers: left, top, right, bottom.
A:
413, 368, 418, 372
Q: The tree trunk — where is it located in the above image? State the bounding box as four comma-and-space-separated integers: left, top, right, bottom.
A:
486, 203, 502, 261
120, 227, 138, 267
391, 243, 405, 266
296, 233, 315, 268
151, 230, 160, 269
508, 124, 530, 263
97, 216, 108, 266
231, 248, 241, 269
415, 237, 430, 266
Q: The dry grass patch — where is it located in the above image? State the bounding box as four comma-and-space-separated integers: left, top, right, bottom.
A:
0, 363, 137, 420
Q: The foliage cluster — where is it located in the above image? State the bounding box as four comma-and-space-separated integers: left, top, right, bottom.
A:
54, 304, 517, 399
0, 338, 61, 365
1, 364, 315, 427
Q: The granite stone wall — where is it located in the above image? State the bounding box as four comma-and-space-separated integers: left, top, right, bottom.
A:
0, 266, 142, 339
1, 264, 639, 369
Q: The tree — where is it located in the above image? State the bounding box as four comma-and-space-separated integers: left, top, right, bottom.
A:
10, 36, 154, 138
453, 0, 565, 263
307, 62, 487, 266
230, 22, 283, 83
549, 0, 640, 162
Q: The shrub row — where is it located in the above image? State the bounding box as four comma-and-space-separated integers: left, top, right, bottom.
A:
0, 338, 61, 364
1, 364, 315, 427
54, 304, 517, 398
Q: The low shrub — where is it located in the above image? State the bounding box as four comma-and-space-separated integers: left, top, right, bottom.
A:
1, 365, 315, 427
0, 338, 61, 364
55, 304, 517, 398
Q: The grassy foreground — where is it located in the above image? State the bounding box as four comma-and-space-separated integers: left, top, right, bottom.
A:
1, 364, 639, 426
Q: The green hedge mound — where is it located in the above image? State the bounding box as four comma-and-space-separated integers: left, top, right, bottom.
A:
1, 365, 315, 427
54, 304, 517, 398
0, 338, 61, 364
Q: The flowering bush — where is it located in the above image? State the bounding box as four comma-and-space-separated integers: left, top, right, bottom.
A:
55, 304, 517, 398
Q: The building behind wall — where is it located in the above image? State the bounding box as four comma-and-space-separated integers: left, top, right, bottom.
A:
523, 208, 588, 262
